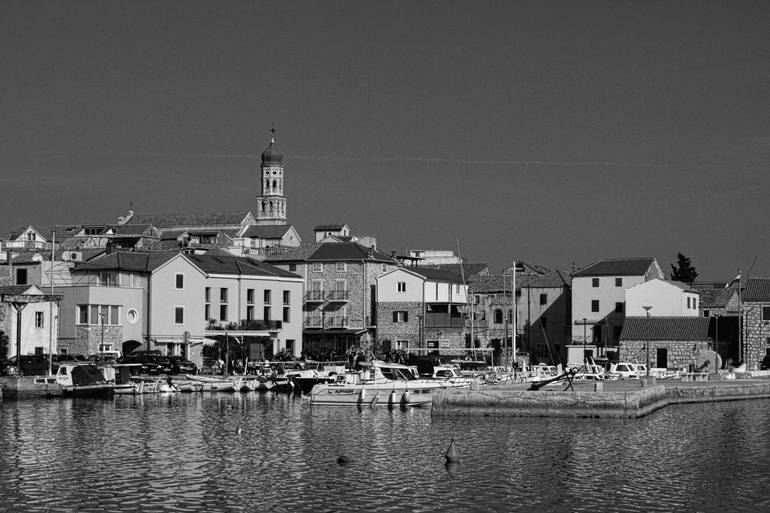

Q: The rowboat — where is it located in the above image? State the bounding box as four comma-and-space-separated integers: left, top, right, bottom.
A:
185, 374, 239, 392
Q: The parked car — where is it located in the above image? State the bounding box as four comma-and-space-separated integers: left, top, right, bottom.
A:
169, 356, 198, 375
87, 351, 121, 362
6, 355, 52, 376
117, 354, 162, 375
151, 356, 175, 375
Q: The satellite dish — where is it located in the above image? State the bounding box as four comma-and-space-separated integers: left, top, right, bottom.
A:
695, 350, 722, 374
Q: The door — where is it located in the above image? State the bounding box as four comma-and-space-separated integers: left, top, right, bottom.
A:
656, 348, 668, 369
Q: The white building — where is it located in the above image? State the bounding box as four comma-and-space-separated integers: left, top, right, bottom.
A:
625, 278, 700, 317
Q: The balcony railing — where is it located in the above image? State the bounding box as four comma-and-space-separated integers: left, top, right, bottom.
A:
326, 317, 349, 328
327, 290, 349, 302
305, 290, 324, 302
424, 315, 466, 328
306, 316, 323, 328
206, 319, 282, 331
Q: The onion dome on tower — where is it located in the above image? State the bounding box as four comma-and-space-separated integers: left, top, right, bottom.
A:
261, 128, 283, 164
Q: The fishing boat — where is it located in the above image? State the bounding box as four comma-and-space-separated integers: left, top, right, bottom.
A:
54, 362, 115, 398
427, 364, 475, 388
185, 374, 240, 392
309, 360, 445, 407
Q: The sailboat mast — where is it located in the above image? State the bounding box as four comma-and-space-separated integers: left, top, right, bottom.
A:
512, 260, 517, 371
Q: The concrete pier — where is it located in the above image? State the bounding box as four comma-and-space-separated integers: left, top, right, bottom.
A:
431, 380, 770, 418
0, 377, 62, 401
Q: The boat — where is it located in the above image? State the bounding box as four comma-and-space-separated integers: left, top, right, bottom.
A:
177, 381, 204, 393
185, 374, 240, 392
309, 360, 445, 407
54, 362, 115, 398
291, 363, 346, 394
426, 364, 475, 388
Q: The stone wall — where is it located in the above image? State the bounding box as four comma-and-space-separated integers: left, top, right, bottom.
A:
744, 302, 770, 370
376, 301, 422, 349
619, 339, 711, 369
71, 325, 124, 356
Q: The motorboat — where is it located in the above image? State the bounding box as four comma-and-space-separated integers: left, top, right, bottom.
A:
185, 374, 240, 392
571, 363, 606, 381
427, 364, 475, 388
54, 362, 115, 398
309, 360, 445, 407
291, 363, 346, 394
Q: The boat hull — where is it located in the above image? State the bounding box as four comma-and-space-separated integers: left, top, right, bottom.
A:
309, 383, 437, 407
61, 384, 115, 398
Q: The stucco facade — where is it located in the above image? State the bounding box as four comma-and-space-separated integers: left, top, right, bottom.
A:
625, 278, 700, 317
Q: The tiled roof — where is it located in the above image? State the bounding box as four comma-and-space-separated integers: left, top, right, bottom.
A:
406, 267, 464, 283
265, 243, 323, 262
111, 224, 155, 236
241, 225, 292, 239
573, 257, 656, 277
127, 211, 251, 228
307, 242, 397, 263
0, 285, 38, 296
185, 254, 300, 278
502, 260, 551, 275
425, 263, 489, 278
744, 278, 770, 302
72, 252, 177, 273
314, 224, 346, 231
698, 288, 737, 309
619, 316, 711, 341
521, 269, 571, 288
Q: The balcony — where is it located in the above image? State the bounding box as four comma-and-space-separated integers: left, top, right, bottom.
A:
305, 290, 325, 302
306, 316, 323, 328
327, 290, 349, 302
206, 319, 282, 332
326, 317, 349, 328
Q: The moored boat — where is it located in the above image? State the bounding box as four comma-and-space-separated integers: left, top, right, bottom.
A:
185, 374, 239, 392
309, 360, 445, 407
54, 363, 115, 398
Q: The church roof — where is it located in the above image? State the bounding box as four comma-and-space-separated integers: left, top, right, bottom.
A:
241, 225, 292, 239
127, 211, 251, 228
261, 128, 283, 164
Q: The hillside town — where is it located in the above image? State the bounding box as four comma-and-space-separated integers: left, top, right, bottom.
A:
1, 130, 768, 374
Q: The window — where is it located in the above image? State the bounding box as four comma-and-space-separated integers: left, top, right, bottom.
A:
382, 264, 387, 272
175, 273, 184, 289
264, 290, 271, 304
264, 306, 271, 321
615, 302, 624, 313
283, 290, 290, 305
205, 287, 211, 320
494, 309, 503, 324
16, 268, 27, 285
539, 293, 548, 305
456, 284, 461, 293
78, 305, 88, 324
127, 309, 138, 324
283, 306, 290, 323
246, 305, 254, 321
392, 311, 409, 322
591, 300, 600, 312
246, 289, 254, 304
762, 306, 770, 321
205, 287, 211, 302
35, 312, 44, 328
703, 310, 710, 317
110, 305, 119, 324
220, 288, 228, 303
286, 339, 295, 353
693, 298, 697, 310
289, 263, 297, 271
397, 282, 406, 293
592, 278, 599, 288
174, 307, 184, 325
219, 305, 228, 322
336, 262, 346, 272
687, 297, 691, 308
312, 263, 322, 272
615, 277, 623, 287
515, 289, 521, 298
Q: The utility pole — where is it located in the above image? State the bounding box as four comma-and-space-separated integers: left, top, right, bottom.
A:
643, 306, 653, 377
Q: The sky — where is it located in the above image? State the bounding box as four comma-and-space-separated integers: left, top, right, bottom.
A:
0, 1, 768, 280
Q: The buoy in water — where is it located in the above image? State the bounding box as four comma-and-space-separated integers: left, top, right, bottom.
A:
445, 439, 459, 463
236, 426, 242, 435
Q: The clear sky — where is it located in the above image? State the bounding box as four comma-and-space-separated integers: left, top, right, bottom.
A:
1, 1, 768, 280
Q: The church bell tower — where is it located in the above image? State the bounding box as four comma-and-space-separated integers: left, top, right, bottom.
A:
256, 128, 287, 225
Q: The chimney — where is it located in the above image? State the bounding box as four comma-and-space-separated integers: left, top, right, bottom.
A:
368, 245, 374, 257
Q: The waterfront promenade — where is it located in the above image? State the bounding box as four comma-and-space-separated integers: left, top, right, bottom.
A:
432, 375, 770, 418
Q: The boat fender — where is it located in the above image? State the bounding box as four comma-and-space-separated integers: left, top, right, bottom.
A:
388, 390, 396, 405
402, 390, 411, 404
359, 387, 366, 403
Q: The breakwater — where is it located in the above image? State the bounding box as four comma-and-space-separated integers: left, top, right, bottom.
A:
431, 380, 770, 418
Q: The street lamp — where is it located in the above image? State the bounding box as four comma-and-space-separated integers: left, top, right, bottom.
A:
642, 306, 653, 377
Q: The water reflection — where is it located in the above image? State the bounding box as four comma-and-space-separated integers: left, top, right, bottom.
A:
1, 395, 770, 512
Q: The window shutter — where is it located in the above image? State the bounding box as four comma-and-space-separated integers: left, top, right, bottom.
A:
404, 312, 409, 322
393, 311, 398, 322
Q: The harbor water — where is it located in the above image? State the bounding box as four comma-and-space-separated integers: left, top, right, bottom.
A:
1, 393, 770, 512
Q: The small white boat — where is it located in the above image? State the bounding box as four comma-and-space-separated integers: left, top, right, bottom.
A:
309, 361, 445, 407
54, 363, 115, 398
427, 365, 474, 388
185, 374, 239, 392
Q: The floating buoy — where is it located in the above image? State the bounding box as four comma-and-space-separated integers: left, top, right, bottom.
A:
236, 426, 242, 435
336, 455, 351, 465
445, 439, 459, 463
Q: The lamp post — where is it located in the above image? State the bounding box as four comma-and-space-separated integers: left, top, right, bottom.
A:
714, 314, 719, 366
642, 306, 653, 377
100, 310, 106, 358
583, 317, 587, 363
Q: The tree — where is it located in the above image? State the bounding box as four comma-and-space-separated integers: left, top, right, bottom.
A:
670, 253, 698, 284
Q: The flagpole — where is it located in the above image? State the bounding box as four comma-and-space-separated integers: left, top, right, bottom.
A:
738, 268, 743, 365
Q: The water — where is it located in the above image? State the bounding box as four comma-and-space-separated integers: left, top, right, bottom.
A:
2, 393, 770, 512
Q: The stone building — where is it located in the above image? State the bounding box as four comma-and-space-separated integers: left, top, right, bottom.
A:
619, 316, 711, 369
743, 278, 770, 370
698, 285, 740, 365
267, 241, 399, 358
376, 267, 468, 356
